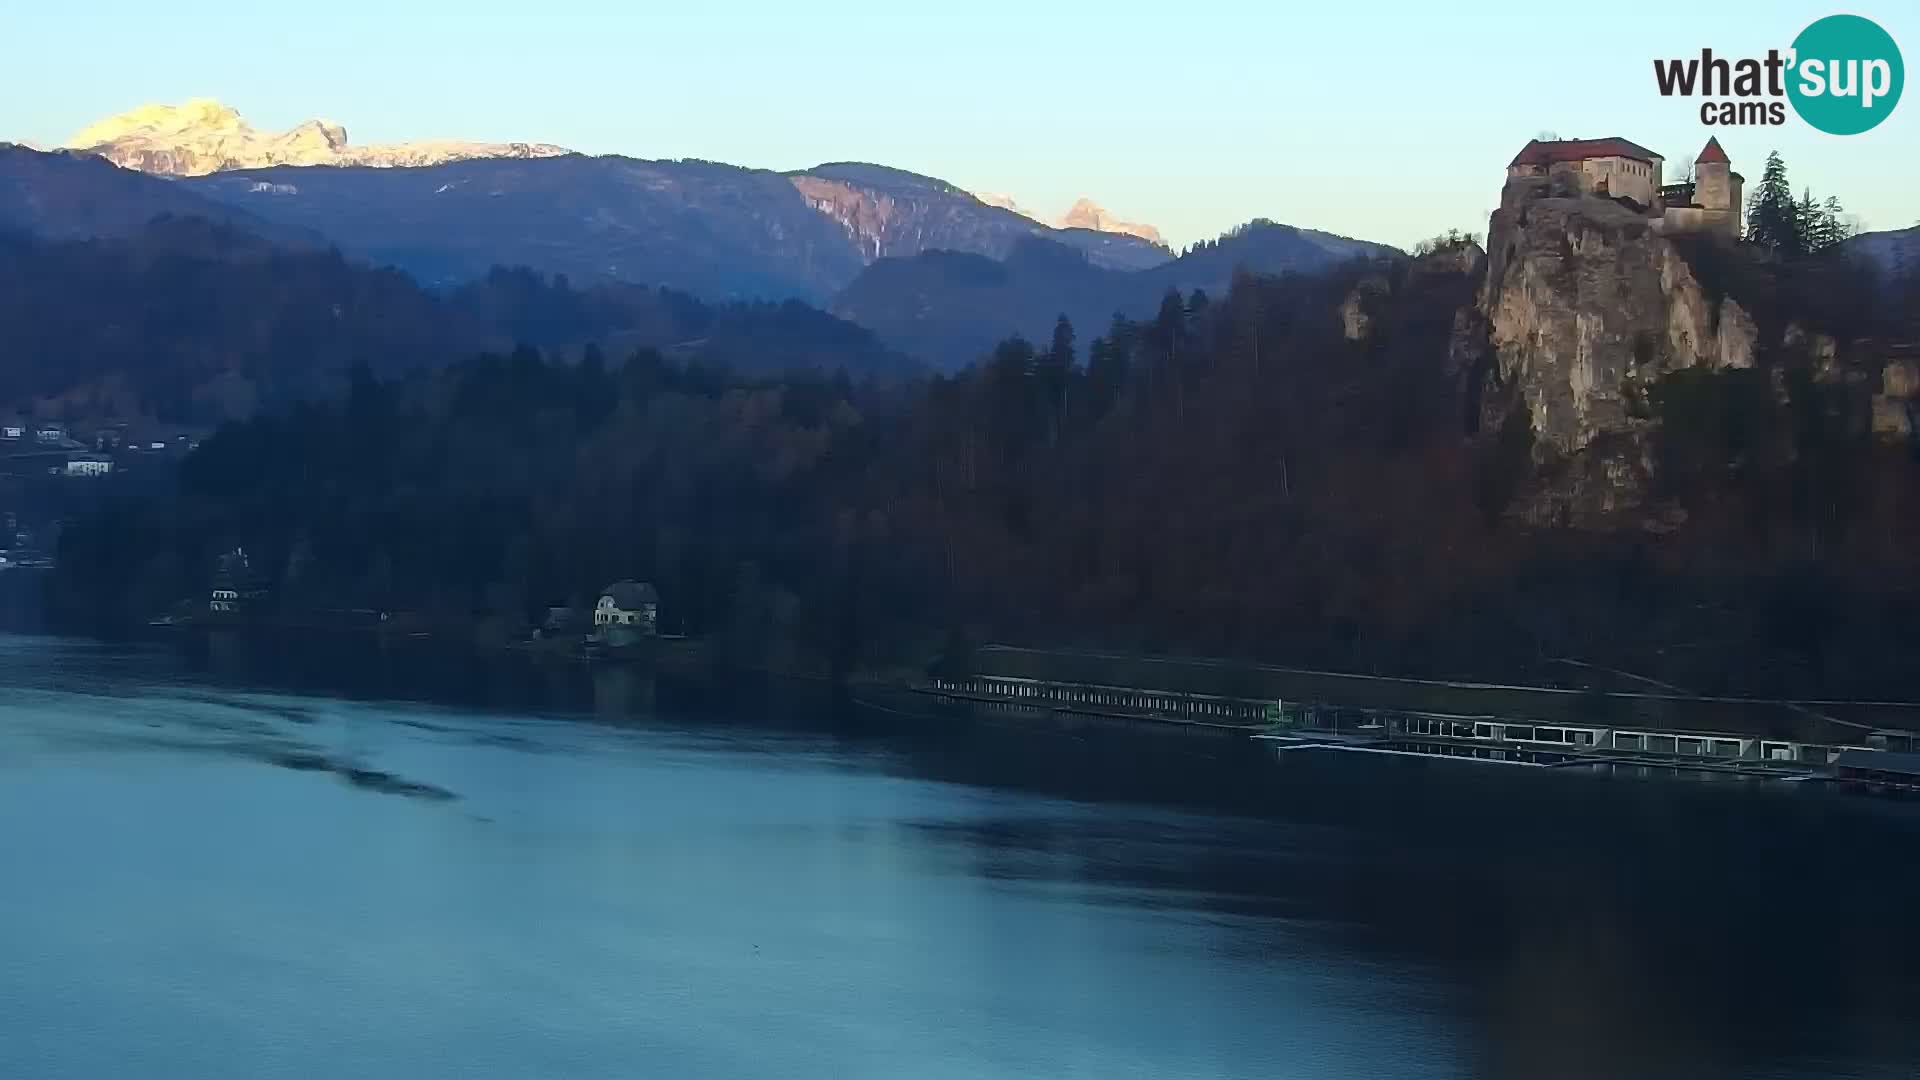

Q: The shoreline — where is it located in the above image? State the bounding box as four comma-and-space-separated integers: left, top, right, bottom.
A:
47, 616, 1920, 797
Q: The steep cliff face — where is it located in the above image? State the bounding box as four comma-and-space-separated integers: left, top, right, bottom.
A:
1482, 177, 1757, 456
790, 164, 1170, 272
788, 174, 918, 262
66, 100, 569, 176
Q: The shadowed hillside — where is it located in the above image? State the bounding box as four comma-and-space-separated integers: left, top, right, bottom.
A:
0, 144, 318, 247
832, 221, 1400, 368
0, 221, 912, 424
168, 156, 1170, 304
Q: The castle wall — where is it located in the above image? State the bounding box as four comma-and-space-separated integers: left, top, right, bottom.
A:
1526, 156, 1662, 208
1655, 207, 1738, 236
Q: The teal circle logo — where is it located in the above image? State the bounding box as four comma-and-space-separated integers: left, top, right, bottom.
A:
1788, 14, 1903, 134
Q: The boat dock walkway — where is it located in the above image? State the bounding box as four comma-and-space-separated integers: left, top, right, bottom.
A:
914, 647, 1920, 787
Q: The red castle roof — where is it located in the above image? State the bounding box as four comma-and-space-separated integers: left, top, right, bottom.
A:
1695, 136, 1730, 164
1509, 137, 1662, 168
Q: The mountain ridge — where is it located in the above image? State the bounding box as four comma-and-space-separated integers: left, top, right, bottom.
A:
65, 99, 571, 176
0, 143, 322, 248
59, 101, 1173, 251
832, 220, 1403, 368
970, 188, 1166, 247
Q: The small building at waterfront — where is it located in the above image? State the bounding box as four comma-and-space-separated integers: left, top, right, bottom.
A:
63, 453, 113, 477
594, 581, 659, 647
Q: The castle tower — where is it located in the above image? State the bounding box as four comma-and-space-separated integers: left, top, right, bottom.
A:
1693, 136, 1733, 211
1685, 137, 1745, 236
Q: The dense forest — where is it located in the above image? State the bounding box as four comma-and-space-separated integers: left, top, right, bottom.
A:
47, 231, 1920, 696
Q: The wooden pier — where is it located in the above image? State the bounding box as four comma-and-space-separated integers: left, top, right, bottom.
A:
913, 653, 1920, 788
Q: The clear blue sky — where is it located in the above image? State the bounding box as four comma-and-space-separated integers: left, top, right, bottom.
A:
4, 1, 1914, 249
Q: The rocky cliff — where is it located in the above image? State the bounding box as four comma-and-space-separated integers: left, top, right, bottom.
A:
1059, 197, 1165, 247
1481, 176, 1758, 457
65, 100, 569, 176
969, 189, 1168, 247
791, 164, 1169, 273
1471, 175, 1920, 528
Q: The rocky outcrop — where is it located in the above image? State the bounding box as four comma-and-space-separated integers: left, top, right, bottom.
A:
792, 165, 1170, 272
66, 99, 569, 176
1482, 176, 1757, 456
1059, 198, 1165, 247
968, 189, 1167, 248
1340, 273, 1392, 342
791, 175, 905, 262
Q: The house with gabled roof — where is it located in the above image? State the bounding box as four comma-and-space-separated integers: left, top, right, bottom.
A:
593, 580, 659, 647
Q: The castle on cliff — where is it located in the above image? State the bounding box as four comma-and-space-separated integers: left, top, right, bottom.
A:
1504, 136, 1743, 237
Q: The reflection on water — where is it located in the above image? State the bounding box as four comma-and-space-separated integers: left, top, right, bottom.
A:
0, 632, 1917, 1080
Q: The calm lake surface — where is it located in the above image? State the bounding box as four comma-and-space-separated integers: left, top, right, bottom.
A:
1, 632, 1917, 1080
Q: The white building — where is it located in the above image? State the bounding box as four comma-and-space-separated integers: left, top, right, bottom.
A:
594, 580, 659, 645
64, 454, 113, 477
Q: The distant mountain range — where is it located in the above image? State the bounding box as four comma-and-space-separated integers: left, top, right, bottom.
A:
0, 139, 1393, 368
65, 99, 571, 176
52, 100, 1172, 286
972, 191, 1166, 247
171, 151, 1173, 306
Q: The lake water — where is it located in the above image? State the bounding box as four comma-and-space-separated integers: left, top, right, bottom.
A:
1, 632, 1917, 1079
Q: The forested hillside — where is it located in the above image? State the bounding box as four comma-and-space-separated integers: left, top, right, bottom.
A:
48, 244, 1920, 695
0, 221, 908, 423
0, 217, 480, 419
0, 144, 316, 245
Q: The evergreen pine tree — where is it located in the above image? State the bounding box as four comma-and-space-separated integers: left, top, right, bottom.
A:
1744, 151, 1797, 254
1038, 314, 1075, 439
1794, 188, 1821, 256
1818, 196, 1851, 252
1047, 314, 1076, 372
